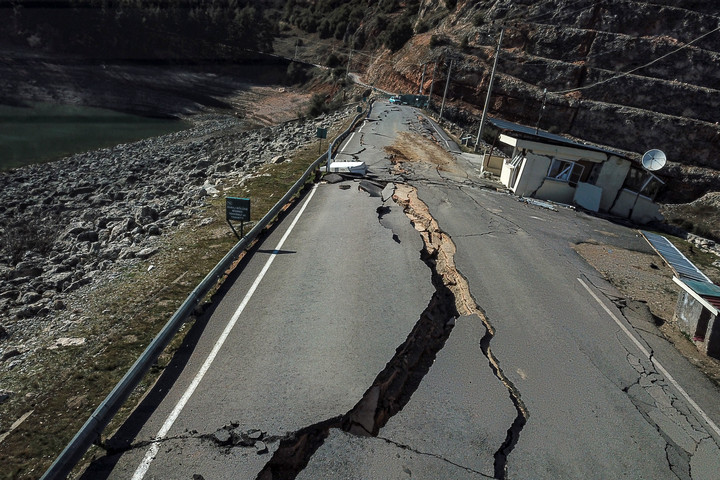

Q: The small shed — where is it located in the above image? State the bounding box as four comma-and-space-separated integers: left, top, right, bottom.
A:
489, 119, 664, 224
673, 279, 720, 358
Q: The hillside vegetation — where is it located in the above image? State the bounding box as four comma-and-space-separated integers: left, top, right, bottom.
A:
1, 0, 276, 61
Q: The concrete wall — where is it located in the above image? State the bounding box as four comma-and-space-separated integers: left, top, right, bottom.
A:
514, 153, 551, 197
675, 291, 704, 334
574, 182, 603, 212
535, 178, 575, 204
609, 189, 663, 223
674, 291, 720, 358
705, 315, 720, 358
595, 156, 632, 211
482, 154, 504, 176
500, 159, 516, 188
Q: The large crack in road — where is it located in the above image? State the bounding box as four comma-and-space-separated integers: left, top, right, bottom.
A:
246, 183, 527, 479
394, 184, 529, 479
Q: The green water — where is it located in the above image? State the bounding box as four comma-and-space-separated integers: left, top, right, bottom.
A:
0, 103, 190, 170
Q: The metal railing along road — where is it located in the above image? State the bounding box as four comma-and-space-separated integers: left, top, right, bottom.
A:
41, 105, 370, 479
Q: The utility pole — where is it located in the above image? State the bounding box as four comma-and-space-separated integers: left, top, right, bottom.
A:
474, 28, 504, 152
439, 59, 453, 122
419, 63, 427, 94
426, 60, 437, 109
535, 88, 548, 134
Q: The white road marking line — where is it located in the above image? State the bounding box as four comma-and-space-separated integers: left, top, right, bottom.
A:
131, 185, 320, 480
578, 277, 720, 439
339, 121, 365, 154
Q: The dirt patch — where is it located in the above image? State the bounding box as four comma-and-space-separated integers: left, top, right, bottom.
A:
230, 86, 313, 127
384, 130, 465, 177
574, 242, 720, 385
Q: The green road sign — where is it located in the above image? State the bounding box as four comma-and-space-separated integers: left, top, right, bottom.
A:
316, 127, 328, 139
226, 197, 250, 221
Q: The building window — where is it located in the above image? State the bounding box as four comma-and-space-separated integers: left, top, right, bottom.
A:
547, 158, 584, 186
623, 167, 665, 199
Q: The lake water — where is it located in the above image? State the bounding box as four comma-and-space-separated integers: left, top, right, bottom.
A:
0, 103, 189, 170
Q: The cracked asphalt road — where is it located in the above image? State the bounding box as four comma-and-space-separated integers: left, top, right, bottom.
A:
86, 102, 720, 479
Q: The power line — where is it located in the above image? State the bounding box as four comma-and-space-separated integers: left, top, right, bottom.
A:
552, 23, 720, 94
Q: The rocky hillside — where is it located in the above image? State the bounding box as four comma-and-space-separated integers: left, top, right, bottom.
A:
333, 0, 720, 205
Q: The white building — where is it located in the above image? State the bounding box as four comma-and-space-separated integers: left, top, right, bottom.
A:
489, 119, 664, 224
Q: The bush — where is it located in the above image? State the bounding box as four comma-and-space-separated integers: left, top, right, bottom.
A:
429, 34, 448, 48
380, 0, 399, 13
286, 61, 308, 84
1, 216, 58, 265
307, 93, 328, 117
384, 19, 413, 52
327, 53, 342, 68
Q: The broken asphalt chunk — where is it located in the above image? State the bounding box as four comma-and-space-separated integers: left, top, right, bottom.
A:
359, 180, 384, 197
211, 428, 232, 446
382, 182, 395, 202
323, 173, 344, 184
255, 441, 269, 454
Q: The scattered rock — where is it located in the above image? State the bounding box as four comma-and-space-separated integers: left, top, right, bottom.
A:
20, 292, 42, 305
47, 337, 86, 349
211, 428, 232, 446
255, 441, 268, 454
0, 389, 12, 404
136, 247, 159, 260
66, 395, 88, 410
1, 347, 22, 362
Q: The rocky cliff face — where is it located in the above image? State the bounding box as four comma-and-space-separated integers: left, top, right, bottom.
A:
360, 0, 720, 203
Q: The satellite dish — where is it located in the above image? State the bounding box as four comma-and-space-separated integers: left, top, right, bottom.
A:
641, 149, 667, 171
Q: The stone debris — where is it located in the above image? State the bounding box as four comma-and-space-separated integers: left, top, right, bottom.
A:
0, 389, 12, 404
47, 337, 86, 350
0, 108, 353, 370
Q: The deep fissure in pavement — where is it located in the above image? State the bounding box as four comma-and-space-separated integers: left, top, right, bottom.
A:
254, 243, 457, 477
395, 184, 529, 480
251, 187, 461, 478
253, 184, 528, 479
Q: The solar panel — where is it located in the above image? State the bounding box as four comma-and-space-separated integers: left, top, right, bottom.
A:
641, 231, 712, 283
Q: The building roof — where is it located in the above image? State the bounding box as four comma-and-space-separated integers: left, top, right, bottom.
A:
487, 118, 629, 160
683, 279, 720, 310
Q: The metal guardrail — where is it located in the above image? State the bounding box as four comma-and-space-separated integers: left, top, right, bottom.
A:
41, 106, 369, 479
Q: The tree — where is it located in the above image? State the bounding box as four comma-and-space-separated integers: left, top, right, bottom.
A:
384, 19, 413, 52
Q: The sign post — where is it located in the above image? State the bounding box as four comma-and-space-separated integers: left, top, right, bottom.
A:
225, 197, 251, 238
316, 127, 327, 154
